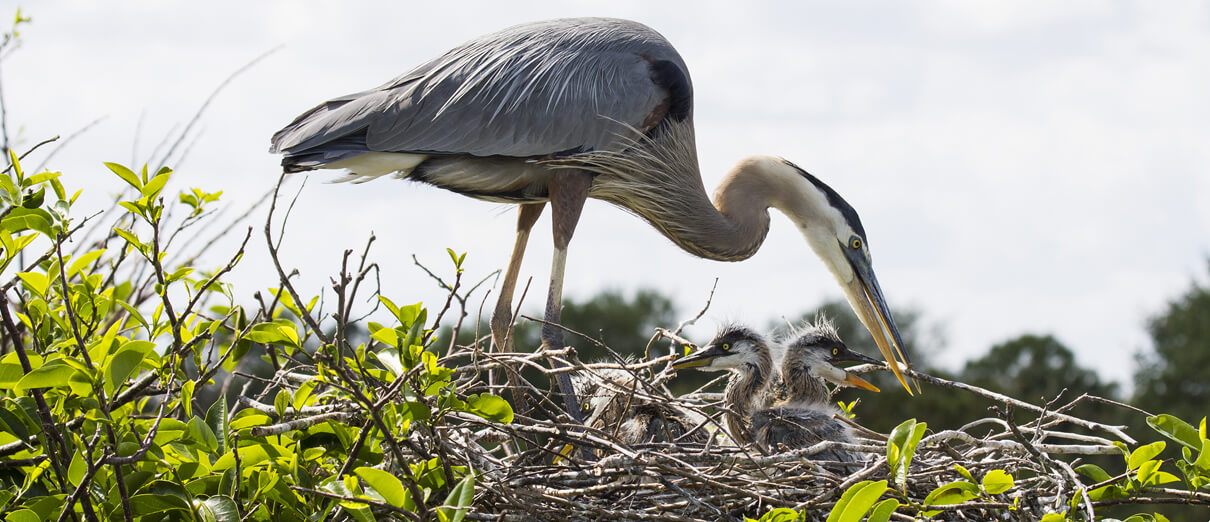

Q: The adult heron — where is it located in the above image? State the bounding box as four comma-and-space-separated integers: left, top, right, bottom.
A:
270, 17, 913, 421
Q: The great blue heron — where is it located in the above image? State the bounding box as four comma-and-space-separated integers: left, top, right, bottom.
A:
674, 321, 878, 458
270, 17, 913, 421
671, 325, 777, 445
751, 318, 879, 461
572, 367, 708, 452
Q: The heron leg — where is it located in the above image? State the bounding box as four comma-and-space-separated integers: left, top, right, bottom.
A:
544, 171, 593, 423
490, 203, 544, 416
490, 203, 544, 353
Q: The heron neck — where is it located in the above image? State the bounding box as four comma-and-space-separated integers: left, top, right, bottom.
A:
783, 362, 830, 404
571, 119, 774, 261
724, 351, 773, 445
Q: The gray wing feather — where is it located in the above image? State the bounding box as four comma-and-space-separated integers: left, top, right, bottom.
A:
271, 18, 690, 158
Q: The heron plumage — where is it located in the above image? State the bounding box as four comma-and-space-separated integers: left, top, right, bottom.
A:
271, 18, 687, 162
273, 17, 915, 426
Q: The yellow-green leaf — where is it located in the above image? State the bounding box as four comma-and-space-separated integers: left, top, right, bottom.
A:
142, 171, 171, 199
866, 498, 899, 522
273, 389, 289, 418
981, 469, 1013, 495
1128, 441, 1165, 471
106, 162, 142, 190
68, 249, 106, 278
15, 272, 49, 299
68, 449, 86, 487
923, 481, 980, 507
182, 380, 196, 418
465, 394, 513, 424
355, 467, 408, 508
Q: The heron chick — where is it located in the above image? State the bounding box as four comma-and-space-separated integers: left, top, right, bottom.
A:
672, 325, 777, 445
674, 321, 879, 459
572, 367, 708, 453
752, 318, 880, 461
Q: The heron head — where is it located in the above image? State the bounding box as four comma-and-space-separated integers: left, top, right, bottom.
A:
779, 159, 916, 394
673, 325, 770, 373
784, 318, 881, 392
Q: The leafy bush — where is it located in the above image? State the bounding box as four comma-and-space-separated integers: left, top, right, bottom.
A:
1, 154, 513, 520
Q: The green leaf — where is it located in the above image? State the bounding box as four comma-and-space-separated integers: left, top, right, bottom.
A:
355, 467, 408, 508
165, 267, 194, 284
830, 480, 887, 522
369, 326, 399, 347
1195, 439, 1210, 471
0, 405, 31, 442
20, 187, 44, 209
754, 508, 801, 522
1075, 463, 1112, 483
194, 496, 239, 522
181, 380, 196, 418
922, 481, 980, 507
402, 401, 431, 423
379, 296, 423, 328
981, 469, 1013, 495
244, 320, 300, 348
439, 473, 475, 522
67, 249, 106, 278
142, 171, 171, 199
106, 162, 142, 190
14, 360, 80, 392
186, 416, 219, 453
886, 418, 927, 487
1040, 514, 1067, 522
16, 272, 49, 299
206, 395, 229, 454
1128, 441, 1166, 471
1148, 414, 1203, 451
113, 228, 145, 252
464, 394, 513, 424
68, 449, 87, 487
952, 464, 974, 482
123, 493, 192, 517
227, 413, 272, 432
117, 300, 151, 334
5, 509, 41, 522
105, 340, 154, 396
274, 389, 289, 418
2, 208, 54, 236
293, 380, 317, 411
866, 498, 899, 522
25, 171, 61, 186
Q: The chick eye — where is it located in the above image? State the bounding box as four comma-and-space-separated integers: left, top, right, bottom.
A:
849, 237, 862, 249
722, 343, 731, 351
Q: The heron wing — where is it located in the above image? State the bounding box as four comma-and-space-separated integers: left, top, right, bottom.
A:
270, 18, 692, 159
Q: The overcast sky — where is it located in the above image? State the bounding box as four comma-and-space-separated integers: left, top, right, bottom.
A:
5, 1, 1208, 386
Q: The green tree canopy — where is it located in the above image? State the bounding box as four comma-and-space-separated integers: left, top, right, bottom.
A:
1133, 264, 1210, 423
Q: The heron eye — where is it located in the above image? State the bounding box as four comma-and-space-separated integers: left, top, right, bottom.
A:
722, 343, 731, 351
832, 348, 839, 356
850, 237, 862, 249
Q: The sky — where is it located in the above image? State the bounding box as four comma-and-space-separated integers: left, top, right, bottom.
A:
4, 1, 1208, 387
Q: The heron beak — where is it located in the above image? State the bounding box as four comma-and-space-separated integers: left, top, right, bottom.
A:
840, 372, 881, 392
673, 345, 723, 369
842, 249, 917, 395
816, 360, 881, 392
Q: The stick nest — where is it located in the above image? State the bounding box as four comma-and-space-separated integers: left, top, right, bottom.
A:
422, 339, 1132, 522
